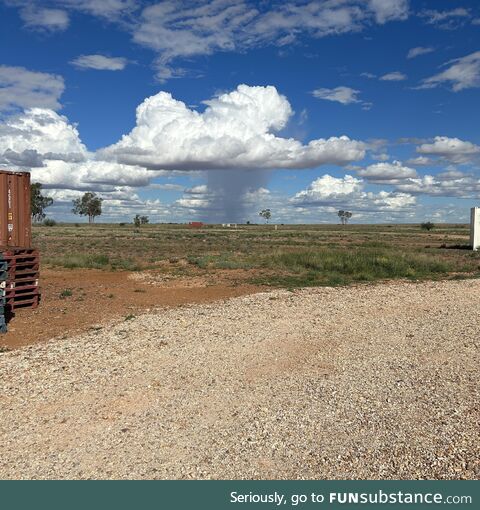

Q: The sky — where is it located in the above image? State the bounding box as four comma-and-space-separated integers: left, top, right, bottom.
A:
0, 0, 479, 224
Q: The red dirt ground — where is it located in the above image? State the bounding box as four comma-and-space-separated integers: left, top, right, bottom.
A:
1, 268, 263, 349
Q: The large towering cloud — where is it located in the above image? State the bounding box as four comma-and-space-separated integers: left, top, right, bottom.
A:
98, 84, 366, 221
100, 84, 365, 170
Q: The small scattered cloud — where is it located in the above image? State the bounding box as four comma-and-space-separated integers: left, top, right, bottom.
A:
419, 8, 470, 30
380, 71, 407, 81
71, 54, 129, 71
356, 161, 417, 183
366, 138, 389, 150
19, 6, 69, 32
371, 153, 389, 161
368, 0, 409, 24
407, 46, 434, 59
312, 86, 361, 105
64, 0, 138, 19
395, 173, 480, 198
418, 51, 480, 91
437, 169, 466, 180
0, 65, 64, 113
416, 136, 480, 164
360, 72, 376, 79
397, 137, 429, 145
405, 156, 434, 166
150, 183, 185, 191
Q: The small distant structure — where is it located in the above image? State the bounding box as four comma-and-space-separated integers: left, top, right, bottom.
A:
470, 208, 480, 250
188, 221, 204, 228
221, 223, 237, 228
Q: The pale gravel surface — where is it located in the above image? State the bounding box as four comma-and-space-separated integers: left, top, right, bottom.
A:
0, 279, 479, 480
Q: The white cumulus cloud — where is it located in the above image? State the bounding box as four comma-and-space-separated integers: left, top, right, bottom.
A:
0, 66, 65, 113
0, 108, 86, 162
395, 173, 480, 198
0, 107, 157, 192
357, 161, 417, 182
416, 136, 480, 164
291, 174, 416, 211
100, 84, 366, 170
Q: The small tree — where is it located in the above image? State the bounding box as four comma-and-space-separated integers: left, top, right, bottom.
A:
133, 215, 149, 230
421, 221, 435, 231
31, 182, 53, 223
259, 209, 271, 223
72, 192, 103, 223
338, 210, 353, 225
133, 214, 141, 229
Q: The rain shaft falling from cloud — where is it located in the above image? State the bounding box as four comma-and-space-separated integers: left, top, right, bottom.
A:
206, 169, 270, 223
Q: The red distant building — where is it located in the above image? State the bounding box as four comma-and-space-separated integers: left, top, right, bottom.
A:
188, 221, 204, 228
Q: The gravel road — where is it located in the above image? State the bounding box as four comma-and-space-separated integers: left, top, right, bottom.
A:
0, 279, 479, 479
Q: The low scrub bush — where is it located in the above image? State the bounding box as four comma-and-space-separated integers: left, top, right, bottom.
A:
44, 253, 142, 271
257, 248, 452, 287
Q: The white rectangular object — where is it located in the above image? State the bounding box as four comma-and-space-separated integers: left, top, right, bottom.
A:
471, 207, 480, 250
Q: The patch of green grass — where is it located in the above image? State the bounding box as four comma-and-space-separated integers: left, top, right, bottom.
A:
188, 253, 252, 270
44, 253, 142, 271
110, 258, 142, 271
46, 253, 110, 269
59, 288, 73, 298
253, 248, 452, 287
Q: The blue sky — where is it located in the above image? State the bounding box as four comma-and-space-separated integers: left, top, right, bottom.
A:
0, 0, 479, 223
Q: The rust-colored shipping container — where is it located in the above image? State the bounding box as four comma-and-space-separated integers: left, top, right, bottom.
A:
0, 170, 32, 248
